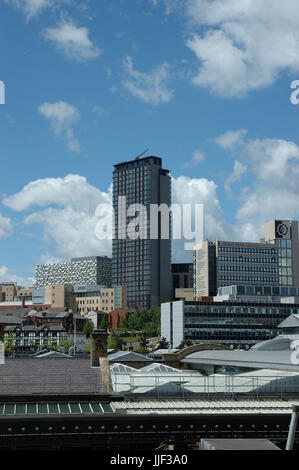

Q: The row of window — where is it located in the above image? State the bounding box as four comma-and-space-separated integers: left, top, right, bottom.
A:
218, 246, 277, 254
219, 266, 278, 273
185, 305, 295, 314
218, 256, 278, 264
218, 275, 278, 283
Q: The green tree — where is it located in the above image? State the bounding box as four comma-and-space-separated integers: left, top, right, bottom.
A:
108, 335, 117, 349
83, 319, 94, 338
57, 339, 72, 353
134, 333, 149, 353
43, 337, 57, 351
85, 338, 91, 353
125, 307, 161, 335
4, 333, 15, 355
99, 313, 109, 331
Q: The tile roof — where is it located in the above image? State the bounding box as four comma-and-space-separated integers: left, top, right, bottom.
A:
0, 358, 104, 395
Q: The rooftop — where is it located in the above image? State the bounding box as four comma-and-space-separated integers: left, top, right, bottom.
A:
0, 358, 104, 395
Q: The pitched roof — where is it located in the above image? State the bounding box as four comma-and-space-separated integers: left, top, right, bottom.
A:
0, 358, 104, 395
0, 316, 24, 325
278, 314, 299, 329
108, 350, 152, 362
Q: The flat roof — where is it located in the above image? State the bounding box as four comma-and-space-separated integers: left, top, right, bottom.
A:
181, 349, 299, 372
111, 398, 299, 415
201, 439, 280, 450
114, 155, 162, 168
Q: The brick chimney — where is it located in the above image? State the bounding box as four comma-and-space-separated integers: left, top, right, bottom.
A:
91, 329, 112, 393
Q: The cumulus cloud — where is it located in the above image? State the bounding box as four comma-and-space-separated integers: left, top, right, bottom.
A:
171, 175, 257, 261
5, 0, 52, 20
215, 129, 248, 151
43, 21, 101, 62
183, 150, 205, 168
0, 266, 35, 287
188, 0, 299, 97
153, 0, 299, 97
3, 174, 112, 261
4, 172, 240, 264
0, 213, 12, 237
122, 55, 173, 105
38, 101, 80, 153
217, 129, 299, 231
5, 133, 299, 265
224, 160, 247, 197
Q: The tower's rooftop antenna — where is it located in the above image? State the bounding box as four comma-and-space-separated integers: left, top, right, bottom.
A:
135, 148, 149, 160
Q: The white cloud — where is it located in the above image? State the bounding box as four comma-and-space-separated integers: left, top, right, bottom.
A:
183, 150, 205, 168
215, 129, 248, 151
5, 0, 52, 20
216, 129, 299, 230
3, 174, 112, 260
43, 21, 101, 62
5, 135, 299, 266
0, 213, 12, 237
224, 160, 247, 196
38, 101, 80, 153
122, 55, 173, 105
0, 266, 35, 287
2, 171, 260, 265
171, 175, 254, 261
153, 0, 299, 97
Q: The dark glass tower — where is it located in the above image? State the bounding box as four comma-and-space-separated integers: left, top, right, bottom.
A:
112, 156, 171, 309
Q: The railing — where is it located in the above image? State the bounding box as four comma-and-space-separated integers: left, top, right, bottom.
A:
111, 372, 299, 398
1, 371, 298, 397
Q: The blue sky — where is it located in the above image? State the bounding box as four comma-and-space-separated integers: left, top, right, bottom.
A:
1, 0, 299, 285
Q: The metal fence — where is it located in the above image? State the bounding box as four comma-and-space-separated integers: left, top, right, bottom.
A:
111, 372, 299, 398
1, 371, 299, 397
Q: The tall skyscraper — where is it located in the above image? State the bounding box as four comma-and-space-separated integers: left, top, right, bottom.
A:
112, 155, 171, 309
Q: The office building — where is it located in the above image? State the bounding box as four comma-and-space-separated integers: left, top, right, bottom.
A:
73, 284, 127, 314
215, 284, 299, 303
171, 263, 193, 300
32, 284, 76, 310
36, 256, 112, 288
112, 155, 171, 309
15, 288, 33, 302
0, 283, 18, 302
264, 219, 299, 286
161, 299, 294, 348
194, 220, 299, 298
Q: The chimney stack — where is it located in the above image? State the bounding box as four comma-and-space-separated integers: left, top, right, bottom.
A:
91, 329, 113, 393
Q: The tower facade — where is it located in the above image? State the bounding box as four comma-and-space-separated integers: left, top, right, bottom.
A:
112, 156, 171, 309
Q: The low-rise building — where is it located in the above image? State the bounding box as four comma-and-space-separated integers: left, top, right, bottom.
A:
161, 299, 295, 349
4, 324, 68, 349
15, 288, 33, 302
0, 283, 18, 302
74, 285, 127, 314
174, 288, 194, 302
32, 284, 76, 310
108, 308, 127, 329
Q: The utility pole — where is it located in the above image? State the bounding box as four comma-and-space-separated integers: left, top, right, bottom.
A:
286, 405, 299, 450
73, 315, 77, 356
